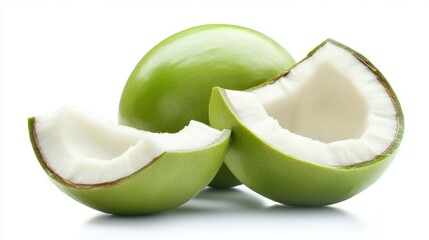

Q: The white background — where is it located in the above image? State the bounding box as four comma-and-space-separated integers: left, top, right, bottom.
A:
1, 0, 428, 239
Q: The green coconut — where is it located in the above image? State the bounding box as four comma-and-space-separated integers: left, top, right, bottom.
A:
29, 106, 230, 215
118, 24, 295, 188
209, 39, 404, 206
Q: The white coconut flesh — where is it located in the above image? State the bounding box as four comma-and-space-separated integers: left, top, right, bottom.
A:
225, 42, 398, 166
34, 105, 223, 184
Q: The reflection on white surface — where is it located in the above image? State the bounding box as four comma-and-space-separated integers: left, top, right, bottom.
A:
81, 187, 370, 239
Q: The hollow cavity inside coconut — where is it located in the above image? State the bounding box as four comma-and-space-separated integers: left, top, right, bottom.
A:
225, 42, 399, 166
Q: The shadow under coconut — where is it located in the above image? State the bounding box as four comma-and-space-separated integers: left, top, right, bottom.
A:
82, 187, 369, 240
175, 187, 267, 213
86, 187, 266, 223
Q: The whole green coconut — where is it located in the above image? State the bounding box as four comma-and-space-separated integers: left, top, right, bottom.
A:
119, 24, 295, 187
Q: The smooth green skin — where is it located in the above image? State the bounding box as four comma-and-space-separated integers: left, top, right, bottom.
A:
209, 39, 404, 206
29, 117, 231, 215
118, 24, 295, 188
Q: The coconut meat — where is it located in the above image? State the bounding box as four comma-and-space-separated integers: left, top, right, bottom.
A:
34, 105, 223, 184
225, 42, 398, 166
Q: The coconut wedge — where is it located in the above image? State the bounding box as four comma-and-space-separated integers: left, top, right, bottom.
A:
209, 39, 404, 206
29, 105, 230, 215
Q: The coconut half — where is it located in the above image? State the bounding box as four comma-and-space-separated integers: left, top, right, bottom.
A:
29, 105, 230, 215
209, 39, 404, 206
